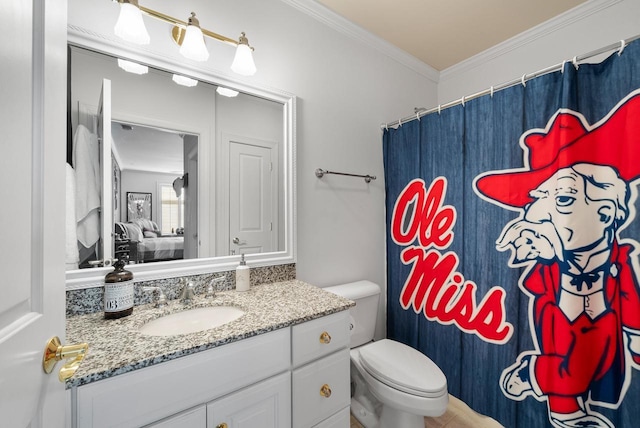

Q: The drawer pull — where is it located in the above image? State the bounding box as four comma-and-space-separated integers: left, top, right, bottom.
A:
216, 424, 228, 428
320, 383, 332, 398
319, 331, 332, 344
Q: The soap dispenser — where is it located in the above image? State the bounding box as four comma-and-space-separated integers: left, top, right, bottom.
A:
235, 253, 250, 292
104, 257, 134, 319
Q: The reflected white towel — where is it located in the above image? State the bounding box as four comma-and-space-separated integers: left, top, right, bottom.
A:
73, 124, 101, 248
65, 163, 79, 270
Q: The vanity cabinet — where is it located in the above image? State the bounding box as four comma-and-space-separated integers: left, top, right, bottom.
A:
70, 310, 350, 428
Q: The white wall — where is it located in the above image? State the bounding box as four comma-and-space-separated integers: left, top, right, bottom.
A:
68, 0, 439, 338
438, 0, 640, 104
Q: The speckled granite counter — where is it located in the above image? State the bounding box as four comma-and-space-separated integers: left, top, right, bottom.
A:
66, 280, 354, 388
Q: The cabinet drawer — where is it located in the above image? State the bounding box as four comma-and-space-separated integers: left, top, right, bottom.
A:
76, 328, 290, 428
313, 406, 350, 428
292, 311, 350, 367
292, 348, 350, 428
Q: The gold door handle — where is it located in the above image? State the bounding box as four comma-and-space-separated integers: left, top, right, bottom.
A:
319, 331, 331, 344
42, 336, 89, 382
216, 423, 228, 428
320, 383, 332, 398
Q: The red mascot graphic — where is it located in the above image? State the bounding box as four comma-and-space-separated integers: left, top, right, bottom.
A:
474, 90, 640, 428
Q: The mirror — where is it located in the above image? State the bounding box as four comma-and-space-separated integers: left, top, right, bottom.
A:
66, 40, 296, 288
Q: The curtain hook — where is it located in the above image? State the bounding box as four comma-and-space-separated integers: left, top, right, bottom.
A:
572, 56, 579, 70
398, 118, 402, 127
461, 95, 465, 107
437, 104, 441, 115
521, 74, 527, 87
490, 86, 494, 98
384, 123, 388, 131
560, 60, 566, 74
618, 39, 626, 56
416, 112, 420, 122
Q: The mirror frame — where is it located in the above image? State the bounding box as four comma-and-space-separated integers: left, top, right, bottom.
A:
66, 24, 297, 290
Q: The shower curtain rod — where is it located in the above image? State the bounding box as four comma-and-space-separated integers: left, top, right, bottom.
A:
382, 33, 640, 130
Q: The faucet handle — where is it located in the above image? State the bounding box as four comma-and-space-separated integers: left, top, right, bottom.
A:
142, 286, 167, 308
205, 275, 225, 298
179, 281, 196, 304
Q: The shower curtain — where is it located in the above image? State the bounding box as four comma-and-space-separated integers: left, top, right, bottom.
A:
383, 39, 640, 428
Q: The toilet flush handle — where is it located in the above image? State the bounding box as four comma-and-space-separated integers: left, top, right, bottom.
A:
319, 331, 331, 344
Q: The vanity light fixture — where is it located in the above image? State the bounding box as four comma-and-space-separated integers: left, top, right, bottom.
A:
172, 74, 198, 87
112, 0, 257, 75
178, 13, 209, 62
230, 33, 257, 76
216, 87, 239, 97
113, 0, 150, 45
117, 58, 149, 74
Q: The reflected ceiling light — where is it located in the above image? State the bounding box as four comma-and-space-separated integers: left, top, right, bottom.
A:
178, 13, 209, 62
231, 33, 257, 76
117, 58, 149, 74
113, 0, 150, 45
216, 87, 239, 97
112, 1, 257, 74
172, 74, 198, 87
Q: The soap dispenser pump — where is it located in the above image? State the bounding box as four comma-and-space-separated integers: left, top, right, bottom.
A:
235, 253, 250, 292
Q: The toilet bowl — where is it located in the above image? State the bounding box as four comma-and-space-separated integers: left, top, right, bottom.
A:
351, 339, 448, 428
324, 281, 448, 428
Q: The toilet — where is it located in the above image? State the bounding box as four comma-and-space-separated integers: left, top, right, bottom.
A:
325, 281, 448, 428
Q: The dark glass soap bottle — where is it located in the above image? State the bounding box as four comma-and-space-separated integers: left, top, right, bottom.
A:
104, 258, 134, 319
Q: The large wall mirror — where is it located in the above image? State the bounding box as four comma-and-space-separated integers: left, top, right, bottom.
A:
66, 32, 296, 289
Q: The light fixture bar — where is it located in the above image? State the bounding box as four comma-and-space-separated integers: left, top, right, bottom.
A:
137, 4, 240, 48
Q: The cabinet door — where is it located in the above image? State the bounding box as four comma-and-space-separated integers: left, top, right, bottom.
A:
146, 406, 206, 428
207, 372, 291, 428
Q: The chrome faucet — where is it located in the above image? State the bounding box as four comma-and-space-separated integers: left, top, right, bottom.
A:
179, 279, 196, 304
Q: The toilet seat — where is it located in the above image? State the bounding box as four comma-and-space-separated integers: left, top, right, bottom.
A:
358, 339, 447, 398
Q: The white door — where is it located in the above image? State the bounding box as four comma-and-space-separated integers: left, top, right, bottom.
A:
97, 79, 113, 264
229, 141, 277, 255
0, 0, 67, 426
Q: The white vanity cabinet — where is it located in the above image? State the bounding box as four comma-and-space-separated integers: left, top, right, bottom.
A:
70, 310, 351, 428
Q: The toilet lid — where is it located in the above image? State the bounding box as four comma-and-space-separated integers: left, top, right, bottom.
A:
358, 339, 447, 398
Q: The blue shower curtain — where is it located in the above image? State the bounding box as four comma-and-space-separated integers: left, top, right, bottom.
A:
384, 39, 640, 428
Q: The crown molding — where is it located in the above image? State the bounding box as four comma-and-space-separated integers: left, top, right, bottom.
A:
440, 0, 622, 80
279, 0, 440, 83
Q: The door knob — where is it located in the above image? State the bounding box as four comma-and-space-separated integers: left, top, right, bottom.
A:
233, 237, 240, 244
42, 336, 89, 382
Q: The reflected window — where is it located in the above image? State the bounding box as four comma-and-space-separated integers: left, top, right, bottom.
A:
160, 184, 184, 234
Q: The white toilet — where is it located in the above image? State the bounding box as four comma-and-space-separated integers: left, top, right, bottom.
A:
325, 281, 448, 428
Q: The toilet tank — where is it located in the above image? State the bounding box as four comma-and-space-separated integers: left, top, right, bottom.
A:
324, 280, 381, 348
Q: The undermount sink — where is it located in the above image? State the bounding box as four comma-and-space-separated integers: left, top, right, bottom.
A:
139, 306, 245, 336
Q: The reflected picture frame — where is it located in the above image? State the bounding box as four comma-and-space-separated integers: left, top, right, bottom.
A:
127, 192, 152, 221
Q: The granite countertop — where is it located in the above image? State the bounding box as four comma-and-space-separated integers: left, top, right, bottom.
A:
66, 280, 354, 388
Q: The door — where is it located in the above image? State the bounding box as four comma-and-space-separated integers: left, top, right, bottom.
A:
97, 79, 114, 264
229, 140, 277, 255
0, 0, 67, 426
